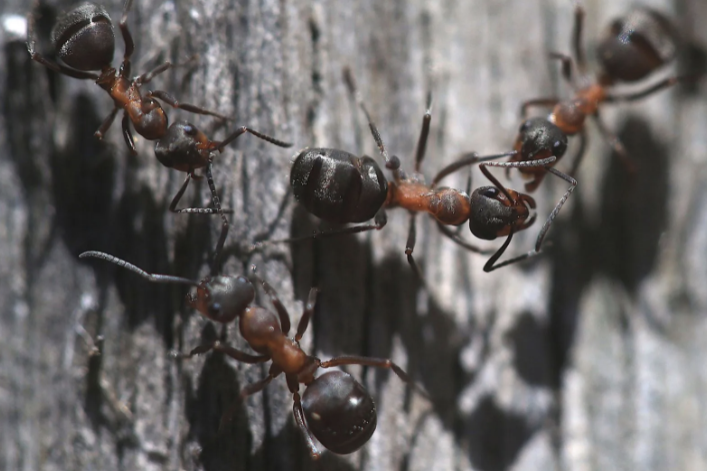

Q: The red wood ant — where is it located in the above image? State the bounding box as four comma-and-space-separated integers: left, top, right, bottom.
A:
26, 0, 229, 154
284, 69, 564, 272
78, 250, 427, 458
517, 5, 684, 180
154, 120, 292, 271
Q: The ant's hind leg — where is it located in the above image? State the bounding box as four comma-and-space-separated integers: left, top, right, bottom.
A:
292, 391, 322, 459
404, 213, 425, 280
520, 98, 559, 118
147, 90, 230, 121
549, 52, 575, 85
591, 113, 636, 174
26, 12, 100, 80
320, 355, 429, 399
251, 209, 389, 251
118, 0, 135, 68
121, 114, 137, 155
572, 5, 587, 74
413, 92, 432, 173
94, 107, 120, 139
569, 127, 588, 177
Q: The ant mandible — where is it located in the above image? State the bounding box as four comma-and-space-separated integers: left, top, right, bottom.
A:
78, 250, 427, 458
515, 5, 684, 183
286, 69, 565, 272
27, 0, 229, 154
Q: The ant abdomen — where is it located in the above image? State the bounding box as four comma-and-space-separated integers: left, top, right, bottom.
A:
52, 3, 115, 71
597, 7, 677, 83
291, 148, 388, 223
302, 370, 377, 455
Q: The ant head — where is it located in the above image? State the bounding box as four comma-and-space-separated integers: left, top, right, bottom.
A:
596, 7, 677, 83
51, 3, 115, 71
190, 275, 255, 324
302, 370, 377, 454
291, 148, 388, 223
469, 186, 536, 240
155, 121, 211, 172
515, 117, 568, 160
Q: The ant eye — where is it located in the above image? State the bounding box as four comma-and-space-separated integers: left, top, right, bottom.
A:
553, 140, 562, 148
183, 124, 196, 135
519, 120, 531, 133
208, 303, 222, 318
481, 187, 499, 198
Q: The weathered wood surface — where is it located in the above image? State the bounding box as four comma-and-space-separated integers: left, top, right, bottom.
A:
1, 0, 706, 470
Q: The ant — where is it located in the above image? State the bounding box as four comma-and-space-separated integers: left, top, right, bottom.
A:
154, 120, 292, 271
27, 0, 230, 154
284, 69, 567, 272
516, 5, 685, 182
78, 250, 427, 458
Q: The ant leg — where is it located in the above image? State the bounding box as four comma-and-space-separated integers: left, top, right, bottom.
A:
431, 151, 517, 187
216, 126, 293, 151
455, 166, 474, 235
604, 76, 686, 103
591, 113, 636, 174
342, 67, 401, 178
320, 356, 429, 399
483, 232, 519, 272
549, 52, 574, 85
147, 90, 230, 121
205, 161, 229, 274
135, 62, 173, 85
121, 114, 137, 155
251, 209, 388, 250
250, 267, 292, 335
26, 14, 100, 79
79, 251, 198, 286
413, 93, 432, 173
520, 98, 559, 118
26, 49, 99, 79
135, 56, 199, 85
572, 5, 587, 74
405, 213, 425, 279
184, 341, 270, 364
94, 107, 120, 139
219, 373, 278, 432
436, 223, 494, 254
292, 391, 321, 459
569, 127, 588, 177
169, 170, 234, 215
295, 288, 319, 342
119, 0, 135, 67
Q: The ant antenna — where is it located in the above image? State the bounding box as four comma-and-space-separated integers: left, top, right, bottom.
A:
342, 67, 401, 177
79, 251, 199, 287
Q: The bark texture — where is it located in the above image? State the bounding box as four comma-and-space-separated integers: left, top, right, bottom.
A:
1, 0, 706, 470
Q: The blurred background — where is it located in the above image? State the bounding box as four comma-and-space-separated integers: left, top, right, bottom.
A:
0, 0, 705, 470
